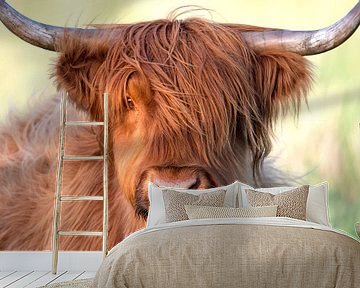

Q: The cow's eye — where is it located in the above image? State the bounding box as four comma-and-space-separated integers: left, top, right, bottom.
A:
125, 96, 135, 110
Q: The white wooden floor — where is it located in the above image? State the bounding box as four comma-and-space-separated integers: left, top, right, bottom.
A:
0, 251, 102, 288
0, 270, 95, 288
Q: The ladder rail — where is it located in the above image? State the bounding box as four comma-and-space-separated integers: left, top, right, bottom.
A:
52, 92, 67, 274
102, 92, 109, 260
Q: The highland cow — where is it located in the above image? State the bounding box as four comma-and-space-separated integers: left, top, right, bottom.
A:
0, 0, 359, 250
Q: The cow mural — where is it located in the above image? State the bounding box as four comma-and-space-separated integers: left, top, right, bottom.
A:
0, 0, 359, 250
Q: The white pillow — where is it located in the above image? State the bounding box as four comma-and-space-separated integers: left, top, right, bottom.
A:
147, 181, 240, 228
238, 182, 330, 226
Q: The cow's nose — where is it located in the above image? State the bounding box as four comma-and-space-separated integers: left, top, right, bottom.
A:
146, 166, 214, 189
152, 176, 199, 189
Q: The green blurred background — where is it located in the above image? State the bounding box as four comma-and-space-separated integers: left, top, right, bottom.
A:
0, 0, 359, 237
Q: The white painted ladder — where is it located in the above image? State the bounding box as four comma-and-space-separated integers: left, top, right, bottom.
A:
52, 92, 109, 274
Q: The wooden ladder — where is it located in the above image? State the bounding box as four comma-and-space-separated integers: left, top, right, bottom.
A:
52, 92, 109, 274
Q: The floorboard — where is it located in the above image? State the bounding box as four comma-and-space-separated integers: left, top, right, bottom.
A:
0, 272, 32, 287
6, 271, 49, 288
75, 271, 96, 280
0, 272, 16, 282
19, 271, 66, 288
47, 271, 84, 285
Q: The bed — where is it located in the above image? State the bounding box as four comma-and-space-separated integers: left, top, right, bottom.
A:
92, 182, 360, 288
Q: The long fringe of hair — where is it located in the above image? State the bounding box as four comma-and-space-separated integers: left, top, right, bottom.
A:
56, 16, 312, 181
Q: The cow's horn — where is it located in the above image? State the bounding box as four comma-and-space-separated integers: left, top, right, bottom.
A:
243, 2, 360, 55
0, 0, 95, 51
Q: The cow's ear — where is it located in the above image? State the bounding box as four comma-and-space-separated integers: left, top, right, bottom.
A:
253, 49, 313, 122
53, 37, 108, 120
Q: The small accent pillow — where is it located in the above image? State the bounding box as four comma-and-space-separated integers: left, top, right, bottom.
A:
245, 185, 309, 220
162, 189, 226, 223
184, 205, 278, 219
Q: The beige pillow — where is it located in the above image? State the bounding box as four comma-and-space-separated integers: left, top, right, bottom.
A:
245, 185, 309, 220
184, 205, 278, 219
162, 189, 226, 223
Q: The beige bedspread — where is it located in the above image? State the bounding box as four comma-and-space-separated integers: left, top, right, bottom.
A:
93, 218, 360, 288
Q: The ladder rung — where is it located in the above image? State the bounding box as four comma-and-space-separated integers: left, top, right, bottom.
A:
61, 196, 104, 201
58, 231, 103, 236
66, 121, 104, 126
63, 155, 104, 161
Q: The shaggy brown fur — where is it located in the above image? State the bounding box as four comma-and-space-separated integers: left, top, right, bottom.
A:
0, 17, 312, 250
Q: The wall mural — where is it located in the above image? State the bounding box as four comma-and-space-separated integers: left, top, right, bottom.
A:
0, 0, 359, 255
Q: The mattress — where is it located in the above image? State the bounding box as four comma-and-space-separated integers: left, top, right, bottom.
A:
93, 217, 360, 287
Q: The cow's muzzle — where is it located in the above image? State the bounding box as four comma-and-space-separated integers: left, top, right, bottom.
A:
134, 166, 217, 219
